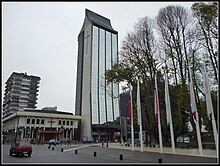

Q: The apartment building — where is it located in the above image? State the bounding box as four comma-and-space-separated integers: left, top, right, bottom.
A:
3, 72, 40, 118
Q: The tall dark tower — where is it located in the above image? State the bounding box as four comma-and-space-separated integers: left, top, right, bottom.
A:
75, 9, 120, 141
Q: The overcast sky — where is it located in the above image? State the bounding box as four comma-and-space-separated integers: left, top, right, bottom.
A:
2, 2, 194, 114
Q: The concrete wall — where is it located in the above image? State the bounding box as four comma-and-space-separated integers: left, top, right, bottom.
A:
81, 19, 92, 139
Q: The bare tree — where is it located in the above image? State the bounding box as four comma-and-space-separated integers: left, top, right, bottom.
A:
155, 5, 199, 136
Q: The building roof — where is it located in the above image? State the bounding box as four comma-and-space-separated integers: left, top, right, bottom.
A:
11, 72, 41, 80
24, 108, 73, 115
80, 9, 117, 34
3, 109, 81, 122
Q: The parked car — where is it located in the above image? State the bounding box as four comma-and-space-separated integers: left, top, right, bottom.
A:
48, 139, 60, 145
9, 142, 32, 157
82, 138, 94, 144
176, 136, 190, 143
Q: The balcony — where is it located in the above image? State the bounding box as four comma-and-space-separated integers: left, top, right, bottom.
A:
14, 78, 22, 82
21, 83, 30, 87
11, 98, 19, 102
11, 84, 21, 88
10, 103, 19, 107
20, 90, 30, 94
21, 86, 30, 90
11, 89, 21, 94
19, 103, 28, 108
10, 93, 20, 98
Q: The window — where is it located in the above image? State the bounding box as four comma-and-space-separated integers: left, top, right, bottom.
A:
41, 119, 45, 125
59, 120, 62, 125
32, 118, 35, 124
27, 118, 30, 124
67, 121, 69, 125
36, 119, 40, 124
70, 121, 73, 126
91, 26, 99, 125
63, 120, 65, 126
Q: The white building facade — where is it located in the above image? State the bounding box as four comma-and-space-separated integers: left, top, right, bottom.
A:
3, 109, 81, 144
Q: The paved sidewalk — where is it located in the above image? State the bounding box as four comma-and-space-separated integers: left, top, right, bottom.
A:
106, 142, 217, 158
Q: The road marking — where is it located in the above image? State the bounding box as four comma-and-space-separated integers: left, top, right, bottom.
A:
63, 144, 97, 152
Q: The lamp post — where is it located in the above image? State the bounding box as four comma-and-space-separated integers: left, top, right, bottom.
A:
18, 127, 21, 142
106, 123, 109, 147
27, 129, 31, 142
38, 128, 42, 145
60, 126, 64, 146
15, 129, 17, 143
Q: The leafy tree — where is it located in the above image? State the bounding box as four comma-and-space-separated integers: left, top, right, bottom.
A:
191, 2, 218, 83
155, 5, 193, 136
106, 16, 160, 144
105, 3, 218, 145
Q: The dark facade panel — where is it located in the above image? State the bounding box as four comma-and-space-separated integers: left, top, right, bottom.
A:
86, 9, 117, 34
75, 31, 84, 116
119, 91, 130, 118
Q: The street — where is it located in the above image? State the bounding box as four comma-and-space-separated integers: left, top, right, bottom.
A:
2, 143, 218, 164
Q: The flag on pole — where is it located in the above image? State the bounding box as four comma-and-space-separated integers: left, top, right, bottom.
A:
188, 66, 197, 121
129, 83, 135, 151
165, 69, 171, 125
202, 61, 218, 157
128, 93, 132, 125
202, 62, 212, 120
164, 59, 175, 154
137, 80, 141, 125
137, 79, 143, 152
154, 78, 159, 124
154, 74, 163, 153
188, 64, 203, 155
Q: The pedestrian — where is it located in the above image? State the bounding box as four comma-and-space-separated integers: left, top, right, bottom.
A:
68, 139, 71, 146
102, 140, 104, 147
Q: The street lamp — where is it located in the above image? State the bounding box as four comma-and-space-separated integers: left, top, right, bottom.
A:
27, 129, 31, 141
18, 127, 21, 142
106, 123, 109, 147
38, 128, 42, 145
60, 126, 64, 146
14, 126, 20, 143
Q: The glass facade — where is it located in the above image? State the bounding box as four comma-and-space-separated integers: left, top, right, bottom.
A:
91, 25, 119, 125
91, 26, 99, 124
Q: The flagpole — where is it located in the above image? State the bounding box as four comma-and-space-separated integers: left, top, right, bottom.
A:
188, 66, 203, 155
211, 112, 218, 157
155, 74, 163, 153
169, 114, 175, 154
195, 113, 203, 155
164, 60, 175, 154
129, 83, 135, 151
202, 62, 218, 157
137, 80, 143, 152
139, 118, 143, 152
